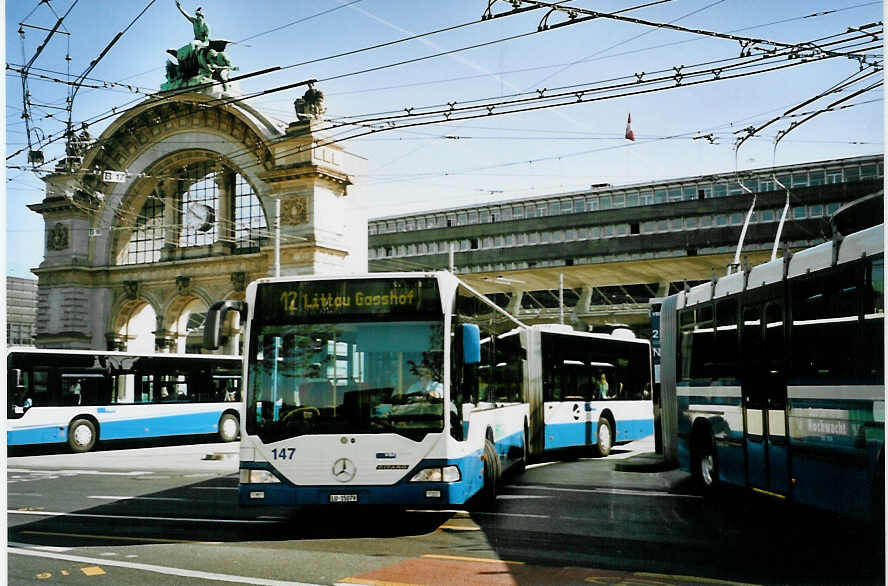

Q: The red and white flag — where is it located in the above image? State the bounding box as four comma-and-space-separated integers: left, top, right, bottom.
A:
625, 113, 635, 141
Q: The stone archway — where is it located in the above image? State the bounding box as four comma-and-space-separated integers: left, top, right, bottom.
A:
109, 298, 158, 353
30, 91, 367, 351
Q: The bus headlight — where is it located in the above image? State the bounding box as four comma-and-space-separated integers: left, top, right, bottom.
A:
240, 469, 281, 484
409, 465, 461, 483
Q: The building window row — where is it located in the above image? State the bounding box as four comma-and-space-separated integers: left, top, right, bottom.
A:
8, 322, 35, 346
368, 202, 840, 260
368, 161, 881, 236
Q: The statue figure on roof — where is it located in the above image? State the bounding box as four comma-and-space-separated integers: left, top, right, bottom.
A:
294, 86, 326, 121
161, 1, 239, 94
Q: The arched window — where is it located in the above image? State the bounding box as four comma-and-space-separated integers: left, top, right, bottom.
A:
118, 161, 266, 265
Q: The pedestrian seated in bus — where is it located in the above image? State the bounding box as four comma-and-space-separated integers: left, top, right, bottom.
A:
596, 372, 610, 399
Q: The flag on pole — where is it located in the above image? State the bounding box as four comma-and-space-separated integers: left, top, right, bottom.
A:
625, 113, 635, 141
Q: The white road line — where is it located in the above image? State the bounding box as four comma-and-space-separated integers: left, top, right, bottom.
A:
513, 484, 701, 499
8, 542, 72, 552
8, 510, 281, 524
524, 461, 558, 470
9, 548, 323, 586
8, 493, 43, 497
88, 496, 192, 502
7, 469, 151, 476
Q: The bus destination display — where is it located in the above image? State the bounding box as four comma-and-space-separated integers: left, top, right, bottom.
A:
257, 278, 441, 322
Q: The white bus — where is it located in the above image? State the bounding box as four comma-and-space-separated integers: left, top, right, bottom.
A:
7, 349, 243, 452
205, 272, 653, 508
529, 324, 654, 458
659, 221, 883, 522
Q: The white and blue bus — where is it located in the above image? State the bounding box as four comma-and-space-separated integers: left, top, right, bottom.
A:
530, 324, 654, 458
659, 222, 884, 522
7, 349, 243, 452
205, 272, 653, 508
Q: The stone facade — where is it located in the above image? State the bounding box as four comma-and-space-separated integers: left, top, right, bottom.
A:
29, 92, 366, 352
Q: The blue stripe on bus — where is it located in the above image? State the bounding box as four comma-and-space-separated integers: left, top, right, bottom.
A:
544, 419, 653, 450
99, 411, 220, 440
8, 425, 67, 445
8, 411, 222, 446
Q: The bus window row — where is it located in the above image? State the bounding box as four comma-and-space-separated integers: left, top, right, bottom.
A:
678, 257, 883, 385
9, 367, 240, 418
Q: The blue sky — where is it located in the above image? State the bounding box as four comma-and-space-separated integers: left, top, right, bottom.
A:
5, 0, 883, 278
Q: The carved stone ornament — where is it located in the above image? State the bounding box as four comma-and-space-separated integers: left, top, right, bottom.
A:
123, 280, 141, 300
231, 271, 247, 291
281, 197, 309, 225
176, 275, 192, 296
47, 222, 69, 251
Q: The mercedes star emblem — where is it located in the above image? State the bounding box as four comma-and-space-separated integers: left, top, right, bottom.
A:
332, 457, 356, 482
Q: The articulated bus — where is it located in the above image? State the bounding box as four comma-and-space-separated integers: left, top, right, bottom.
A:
205, 272, 653, 508
7, 349, 243, 452
659, 222, 884, 522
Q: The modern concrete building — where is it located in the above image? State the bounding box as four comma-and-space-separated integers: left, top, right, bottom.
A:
368, 154, 883, 332
6, 276, 38, 347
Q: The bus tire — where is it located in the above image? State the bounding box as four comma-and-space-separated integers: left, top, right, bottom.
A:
596, 417, 613, 457
218, 413, 239, 442
479, 438, 498, 509
693, 429, 720, 494
68, 418, 97, 453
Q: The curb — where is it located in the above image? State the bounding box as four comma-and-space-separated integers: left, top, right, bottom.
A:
613, 452, 678, 473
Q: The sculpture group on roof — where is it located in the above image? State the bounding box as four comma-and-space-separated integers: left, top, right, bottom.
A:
161, 1, 237, 93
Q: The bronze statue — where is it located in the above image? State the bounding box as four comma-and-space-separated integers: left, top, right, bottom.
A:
162, 1, 237, 92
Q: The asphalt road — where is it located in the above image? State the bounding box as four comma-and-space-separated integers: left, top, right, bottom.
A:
7, 438, 884, 585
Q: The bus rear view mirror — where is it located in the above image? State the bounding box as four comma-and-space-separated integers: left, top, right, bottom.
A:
8, 368, 23, 392
204, 300, 246, 350
462, 324, 481, 365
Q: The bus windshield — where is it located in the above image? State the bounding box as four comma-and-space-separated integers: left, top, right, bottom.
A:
246, 278, 445, 443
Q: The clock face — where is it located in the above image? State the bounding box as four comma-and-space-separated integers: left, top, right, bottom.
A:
184, 203, 215, 232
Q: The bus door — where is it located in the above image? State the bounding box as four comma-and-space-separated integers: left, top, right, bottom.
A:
741, 302, 789, 494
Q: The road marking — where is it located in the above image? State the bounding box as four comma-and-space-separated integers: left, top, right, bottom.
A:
422, 554, 524, 565
513, 484, 701, 499
8, 492, 44, 497
636, 571, 759, 585
524, 461, 558, 470
495, 494, 550, 500
8, 542, 71, 552
88, 495, 191, 502
10, 548, 323, 586
21, 530, 224, 545
8, 469, 151, 476
191, 486, 238, 490
438, 524, 481, 531
472, 511, 550, 519
338, 579, 418, 586
9, 509, 281, 524
80, 566, 106, 576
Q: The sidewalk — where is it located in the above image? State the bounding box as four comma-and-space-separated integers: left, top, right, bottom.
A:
610, 435, 677, 472
7, 441, 240, 474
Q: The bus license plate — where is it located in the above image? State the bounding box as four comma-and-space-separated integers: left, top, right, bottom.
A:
329, 494, 358, 503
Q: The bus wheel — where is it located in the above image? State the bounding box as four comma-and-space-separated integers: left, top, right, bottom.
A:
479, 439, 498, 509
68, 419, 97, 453
596, 418, 613, 457
694, 432, 720, 494
218, 413, 239, 442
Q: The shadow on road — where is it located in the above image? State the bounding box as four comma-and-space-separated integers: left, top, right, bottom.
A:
8, 475, 455, 549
